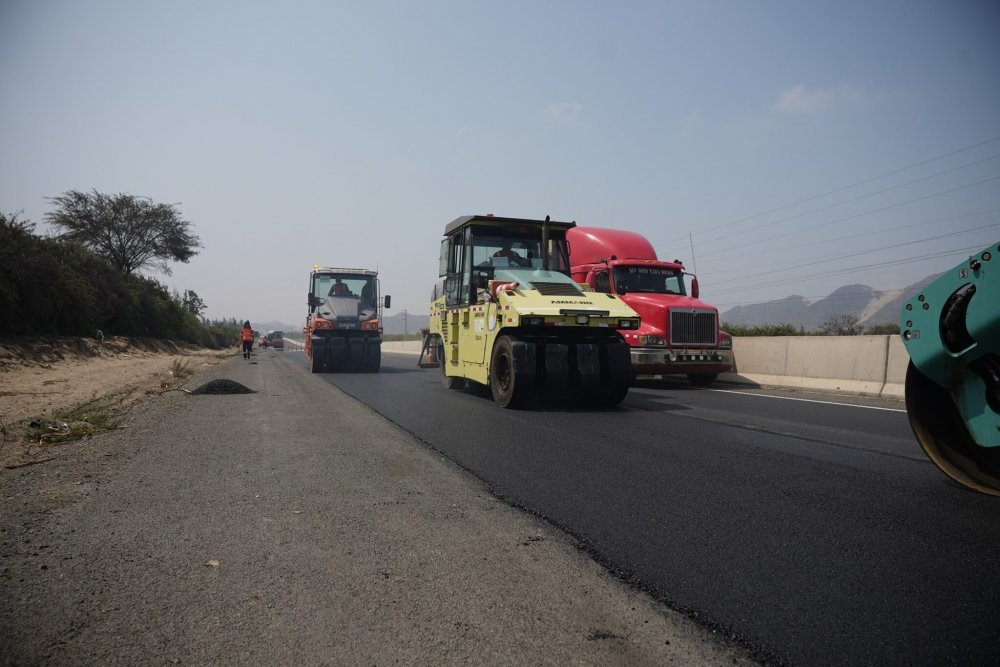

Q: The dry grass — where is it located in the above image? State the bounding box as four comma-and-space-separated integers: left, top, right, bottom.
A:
168, 358, 196, 380
24, 388, 132, 448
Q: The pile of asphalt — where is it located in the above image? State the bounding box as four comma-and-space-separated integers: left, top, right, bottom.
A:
189, 379, 256, 395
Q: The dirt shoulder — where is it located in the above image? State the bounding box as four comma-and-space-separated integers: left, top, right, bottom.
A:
0, 336, 229, 468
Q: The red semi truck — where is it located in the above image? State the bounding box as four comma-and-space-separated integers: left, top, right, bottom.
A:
567, 226, 732, 386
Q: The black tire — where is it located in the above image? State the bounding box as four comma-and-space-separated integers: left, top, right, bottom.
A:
597, 374, 630, 407
327, 348, 344, 373
490, 335, 530, 408
366, 349, 381, 373
309, 351, 324, 373
440, 343, 465, 390
347, 351, 364, 373
688, 373, 718, 387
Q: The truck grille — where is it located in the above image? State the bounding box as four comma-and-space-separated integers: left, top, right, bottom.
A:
531, 281, 584, 296
670, 309, 717, 345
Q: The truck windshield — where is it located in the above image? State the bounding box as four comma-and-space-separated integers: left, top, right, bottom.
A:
471, 232, 571, 274
313, 274, 376, 304
612, 266, 686, 295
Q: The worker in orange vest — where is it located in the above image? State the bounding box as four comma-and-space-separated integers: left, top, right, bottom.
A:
240, 320, 254, 359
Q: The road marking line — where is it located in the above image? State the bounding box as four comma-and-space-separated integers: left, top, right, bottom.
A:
707, 388, 907, 413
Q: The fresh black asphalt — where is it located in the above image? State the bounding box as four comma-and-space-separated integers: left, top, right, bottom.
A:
298, 350, 1000, 665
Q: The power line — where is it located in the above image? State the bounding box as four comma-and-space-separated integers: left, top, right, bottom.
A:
694, 153, 1000, 246
712, 287, 911, 309
708, 246, 970, 296
698, 207, 1000, 264
696, 175, 1000, 260
654, 135, 1000, 248
705, 222, 999, 287
705, 244, 985, 296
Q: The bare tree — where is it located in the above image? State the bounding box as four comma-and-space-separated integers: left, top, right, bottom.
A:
819, 314, 863, 336
46, 190, 201, 275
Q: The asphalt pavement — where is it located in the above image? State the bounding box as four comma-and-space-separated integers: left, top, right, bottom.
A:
315, 350, 1000, 666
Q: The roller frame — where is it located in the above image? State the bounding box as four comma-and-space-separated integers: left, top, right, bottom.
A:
900, 242, 1000, 492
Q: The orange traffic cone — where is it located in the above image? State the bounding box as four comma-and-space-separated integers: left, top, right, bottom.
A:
419, 336, 439, 368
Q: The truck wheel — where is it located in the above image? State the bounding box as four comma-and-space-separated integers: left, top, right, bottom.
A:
598, 374, 630, 407
327, 351, 345, 373
310, 353, 324, 373
347, 353, 364, 373
366, 352, 381, 373
688, 373, 717, 387
490, 336, 530, 408
440, 343, 464, 390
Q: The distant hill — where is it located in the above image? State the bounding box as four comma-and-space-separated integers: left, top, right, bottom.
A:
382, 311, 430, 336
720, 274, 941, 329
862, 274, 941, 325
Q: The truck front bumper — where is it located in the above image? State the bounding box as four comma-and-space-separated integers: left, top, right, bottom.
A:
630, 348, 733, 375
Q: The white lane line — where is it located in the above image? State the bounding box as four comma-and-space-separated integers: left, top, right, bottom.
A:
707, 388, 907, 413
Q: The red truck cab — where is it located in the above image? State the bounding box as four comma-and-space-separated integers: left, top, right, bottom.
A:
567, 226, 732, 385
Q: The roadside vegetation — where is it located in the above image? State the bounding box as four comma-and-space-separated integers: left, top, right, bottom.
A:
1, 203, 239, 347
722, 317, 900, 337
169, 359, 197, 380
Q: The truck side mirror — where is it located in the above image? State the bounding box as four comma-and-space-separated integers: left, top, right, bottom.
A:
691, 276, 700, 299
308, 294, 319, 308
384, 295, 392, 309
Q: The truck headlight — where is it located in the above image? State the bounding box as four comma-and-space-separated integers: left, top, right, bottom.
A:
719, 337, 732, 349
638, 335, 665, 346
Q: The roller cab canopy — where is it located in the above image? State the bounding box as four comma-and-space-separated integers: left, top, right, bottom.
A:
443, 214, 576, 236
437, 215, 578, 302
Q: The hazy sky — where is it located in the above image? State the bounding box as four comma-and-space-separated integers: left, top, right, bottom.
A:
2, 1, 998, 325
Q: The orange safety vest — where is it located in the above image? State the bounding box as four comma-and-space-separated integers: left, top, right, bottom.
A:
240, 326, 254, 342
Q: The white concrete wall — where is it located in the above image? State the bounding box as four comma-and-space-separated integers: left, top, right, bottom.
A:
382, 340, 423, 354
723, 335, 907, 398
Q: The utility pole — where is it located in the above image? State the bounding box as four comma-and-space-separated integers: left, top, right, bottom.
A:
402, 309, 408, 337
688, 232, 698, 276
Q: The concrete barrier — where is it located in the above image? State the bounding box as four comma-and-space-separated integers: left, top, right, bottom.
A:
722, 335, 907, 399
883, 336, 909, 399
382, 340, 422, 355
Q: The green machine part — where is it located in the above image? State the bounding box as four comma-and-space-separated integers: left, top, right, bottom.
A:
900, 242, 1000, 495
